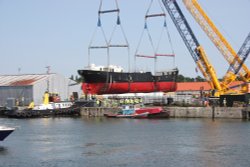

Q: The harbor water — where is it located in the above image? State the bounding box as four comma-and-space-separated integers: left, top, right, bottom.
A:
1, 117, 250, 167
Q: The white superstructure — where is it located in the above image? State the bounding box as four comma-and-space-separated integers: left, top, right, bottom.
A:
85, 64, 124, 72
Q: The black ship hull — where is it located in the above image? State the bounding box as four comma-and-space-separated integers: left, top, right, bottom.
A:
78, 68, 178, 95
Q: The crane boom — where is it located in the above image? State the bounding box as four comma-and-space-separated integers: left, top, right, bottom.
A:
233, 32, 250, 75
161, 0, 223, 94
222, 33, 250, 88
183, 0, 250, 85
224, 32, 250, 85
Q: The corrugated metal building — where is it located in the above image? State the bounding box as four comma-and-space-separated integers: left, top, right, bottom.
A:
0, 73, 81, 106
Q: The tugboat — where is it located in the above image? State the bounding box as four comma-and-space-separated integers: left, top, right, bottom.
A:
5, 92, 80, 118
0, 126, 15, 141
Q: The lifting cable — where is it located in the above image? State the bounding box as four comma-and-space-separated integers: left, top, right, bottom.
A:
88, 0, 117, 92
153, 0, 175, 69
134, 0, 157, 72
108, 0, 130, 71
134, 0, 175, 73
155, 19, 176, 67
88, 0, 109, 67
88, 19, 108, 66
88, 0, 130, 71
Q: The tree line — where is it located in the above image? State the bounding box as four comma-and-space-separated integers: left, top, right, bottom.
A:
177, 74, 206, 82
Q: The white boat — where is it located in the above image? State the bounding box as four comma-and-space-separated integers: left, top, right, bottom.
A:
0, 126, 15, 141
31, 91, 73, 110
32, 101, 73, 110
5, 92, 80, 118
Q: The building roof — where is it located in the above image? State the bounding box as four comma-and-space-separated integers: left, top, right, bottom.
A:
176, 81, 244, 91
177, 82, 211, 91
0, 74, 54, 86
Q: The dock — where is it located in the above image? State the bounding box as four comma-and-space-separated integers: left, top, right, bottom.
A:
80, 107, 121, 117
79, 106, 249, 119
1, 105, 249, 119
165, 106, 245, 119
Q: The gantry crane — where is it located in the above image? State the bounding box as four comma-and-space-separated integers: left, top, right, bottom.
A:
161, 0, 227, 96
182, 0, 250, 89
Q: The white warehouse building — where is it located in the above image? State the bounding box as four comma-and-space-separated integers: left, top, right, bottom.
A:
0, 73, 82, 106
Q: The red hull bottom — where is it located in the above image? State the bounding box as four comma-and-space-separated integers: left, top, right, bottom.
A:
135, 107, 163, 114
82, 82, 177, 95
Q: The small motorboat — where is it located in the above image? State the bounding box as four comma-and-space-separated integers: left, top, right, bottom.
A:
104, 105, 164, 118
104, 111, 149, 118
135, 107, 163, 115
0, 126, 15, 141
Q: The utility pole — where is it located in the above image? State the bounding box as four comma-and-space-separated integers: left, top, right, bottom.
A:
46, 66, 50, 92
18, 67, 21, 75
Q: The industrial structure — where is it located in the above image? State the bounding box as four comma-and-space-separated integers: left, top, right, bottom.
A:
182, 0, 250, 92
162, 0, 250, 104
78, 0, 178, 95
75, 0, 250, 106
0, 73, 81, 106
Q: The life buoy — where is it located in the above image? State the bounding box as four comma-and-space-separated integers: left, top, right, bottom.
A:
16, 112, 21, 117
26, 111, 32, 117
58, 110, 63, 114
63, 110, 68, 114
67, 110, 71, 114
21, 112, 27, 118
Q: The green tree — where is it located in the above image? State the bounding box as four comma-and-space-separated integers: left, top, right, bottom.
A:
177, 74, 185, 82
69, 75, 74, 80
195, 76, 205, 82
177, 74, 205, 82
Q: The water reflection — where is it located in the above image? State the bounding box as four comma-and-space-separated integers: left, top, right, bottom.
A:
0, 117, 250, 167
0, 146, 8, 155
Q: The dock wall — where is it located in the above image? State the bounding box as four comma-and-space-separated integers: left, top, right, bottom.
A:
80, 106, 246, 119
80, 107, 120, 117
165, 107, 244, 119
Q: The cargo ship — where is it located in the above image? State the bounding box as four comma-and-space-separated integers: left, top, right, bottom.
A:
78, 64, 178, 95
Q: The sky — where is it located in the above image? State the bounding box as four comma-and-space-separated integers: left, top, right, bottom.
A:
0, 0, 249, 78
